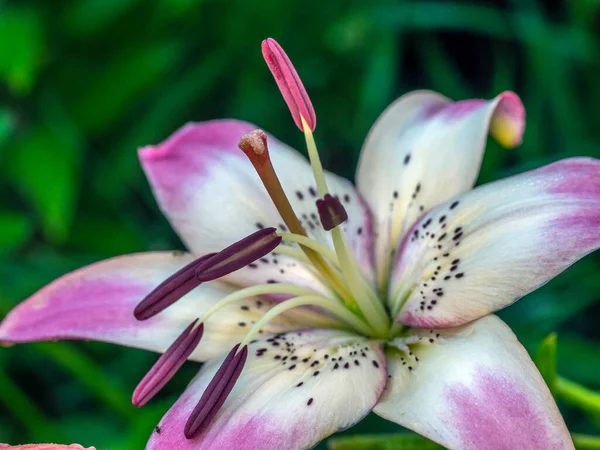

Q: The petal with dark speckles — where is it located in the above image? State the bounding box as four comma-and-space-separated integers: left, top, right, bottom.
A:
375, 315, 573, 450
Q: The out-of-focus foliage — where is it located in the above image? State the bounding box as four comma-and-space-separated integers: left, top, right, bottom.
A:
0, 0, 599, 448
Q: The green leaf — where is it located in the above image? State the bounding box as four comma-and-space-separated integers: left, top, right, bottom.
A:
0, 7, 44, 94
0, 212, 34, 254
6, 126, 81, 243
0, 107, 16, 148
62, 0, 144, 37
371, 3, 595, 63
33, 342, 136, 422
93, 51, 227, 204
327, 433, 443, 450
557, 335, 600, 389
534, 333, 557, 394
0, 369, 65, 441
354, 30, 399, 147
555, 376, 600, 428
71, 41, 184, 133
572, 434, 600, 450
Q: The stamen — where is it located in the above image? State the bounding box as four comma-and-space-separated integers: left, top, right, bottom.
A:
316, 194, 348, 231
195, 227, 281, 282
240, 295, 374, 346
132, 320, 204, 407
184, 344, 248, 439
199, 283, 319, 323
134, 253, 215, 320
238, 132, 350, 299
330, 225, 389, 335
261, 38, 316, 132
278, 232, 340, 267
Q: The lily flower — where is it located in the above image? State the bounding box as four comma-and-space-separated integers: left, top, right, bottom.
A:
1, 38, 599, 450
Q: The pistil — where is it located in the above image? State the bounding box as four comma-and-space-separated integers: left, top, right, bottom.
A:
261, 37, 391, 335
238, 131, 350, 300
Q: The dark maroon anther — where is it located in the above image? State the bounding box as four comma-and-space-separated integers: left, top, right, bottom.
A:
316, 194, 348, 231
134, 253, 216, 320
195, 228, 282, 282
132, 320, 204, 407
184, 344, 248, 439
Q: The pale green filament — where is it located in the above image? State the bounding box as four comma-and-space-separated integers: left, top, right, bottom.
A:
270, 246, 312, 265
279, 232, 340, 267
200, 284, 317, 323
298, 114, 391, 335
240, 295, 375, 346
276, 238, 352, 302
390, 252, 438, 318
274, 243, 355, 306
301, 115, 329, 197
331, 228, 390, 334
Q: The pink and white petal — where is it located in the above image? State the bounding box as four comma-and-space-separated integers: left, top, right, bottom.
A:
139, 120, 375, 287
0, 252, 329, 362
355, 91, 524, 283
375, 315, 572, 450
147, 329, 387, 450
390, 157, 600, 328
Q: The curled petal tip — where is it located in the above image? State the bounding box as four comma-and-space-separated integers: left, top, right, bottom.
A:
261, 38, 316, 132
490, 91, 525, 148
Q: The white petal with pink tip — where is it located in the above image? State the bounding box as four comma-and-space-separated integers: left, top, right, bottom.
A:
390, 157, 600, 328
355, 91, 524, 284
139, 120, 375, 289
374, 315, 573, 450
0, 252, 332, 361
147, 329, 387, 450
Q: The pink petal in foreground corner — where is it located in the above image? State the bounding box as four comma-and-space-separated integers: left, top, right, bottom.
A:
355, 91, 524, 285
147, 329, 387, 450
390, 157, 600, 328
0, 445, 95, 450
0, 252, 308, 362
374, 315, 573, 450
139, 120, 375, 288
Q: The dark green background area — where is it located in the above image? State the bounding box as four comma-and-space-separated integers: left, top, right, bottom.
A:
1, 0, 599, 448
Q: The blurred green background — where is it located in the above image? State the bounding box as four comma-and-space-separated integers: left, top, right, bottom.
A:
1, 0, 599, 448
